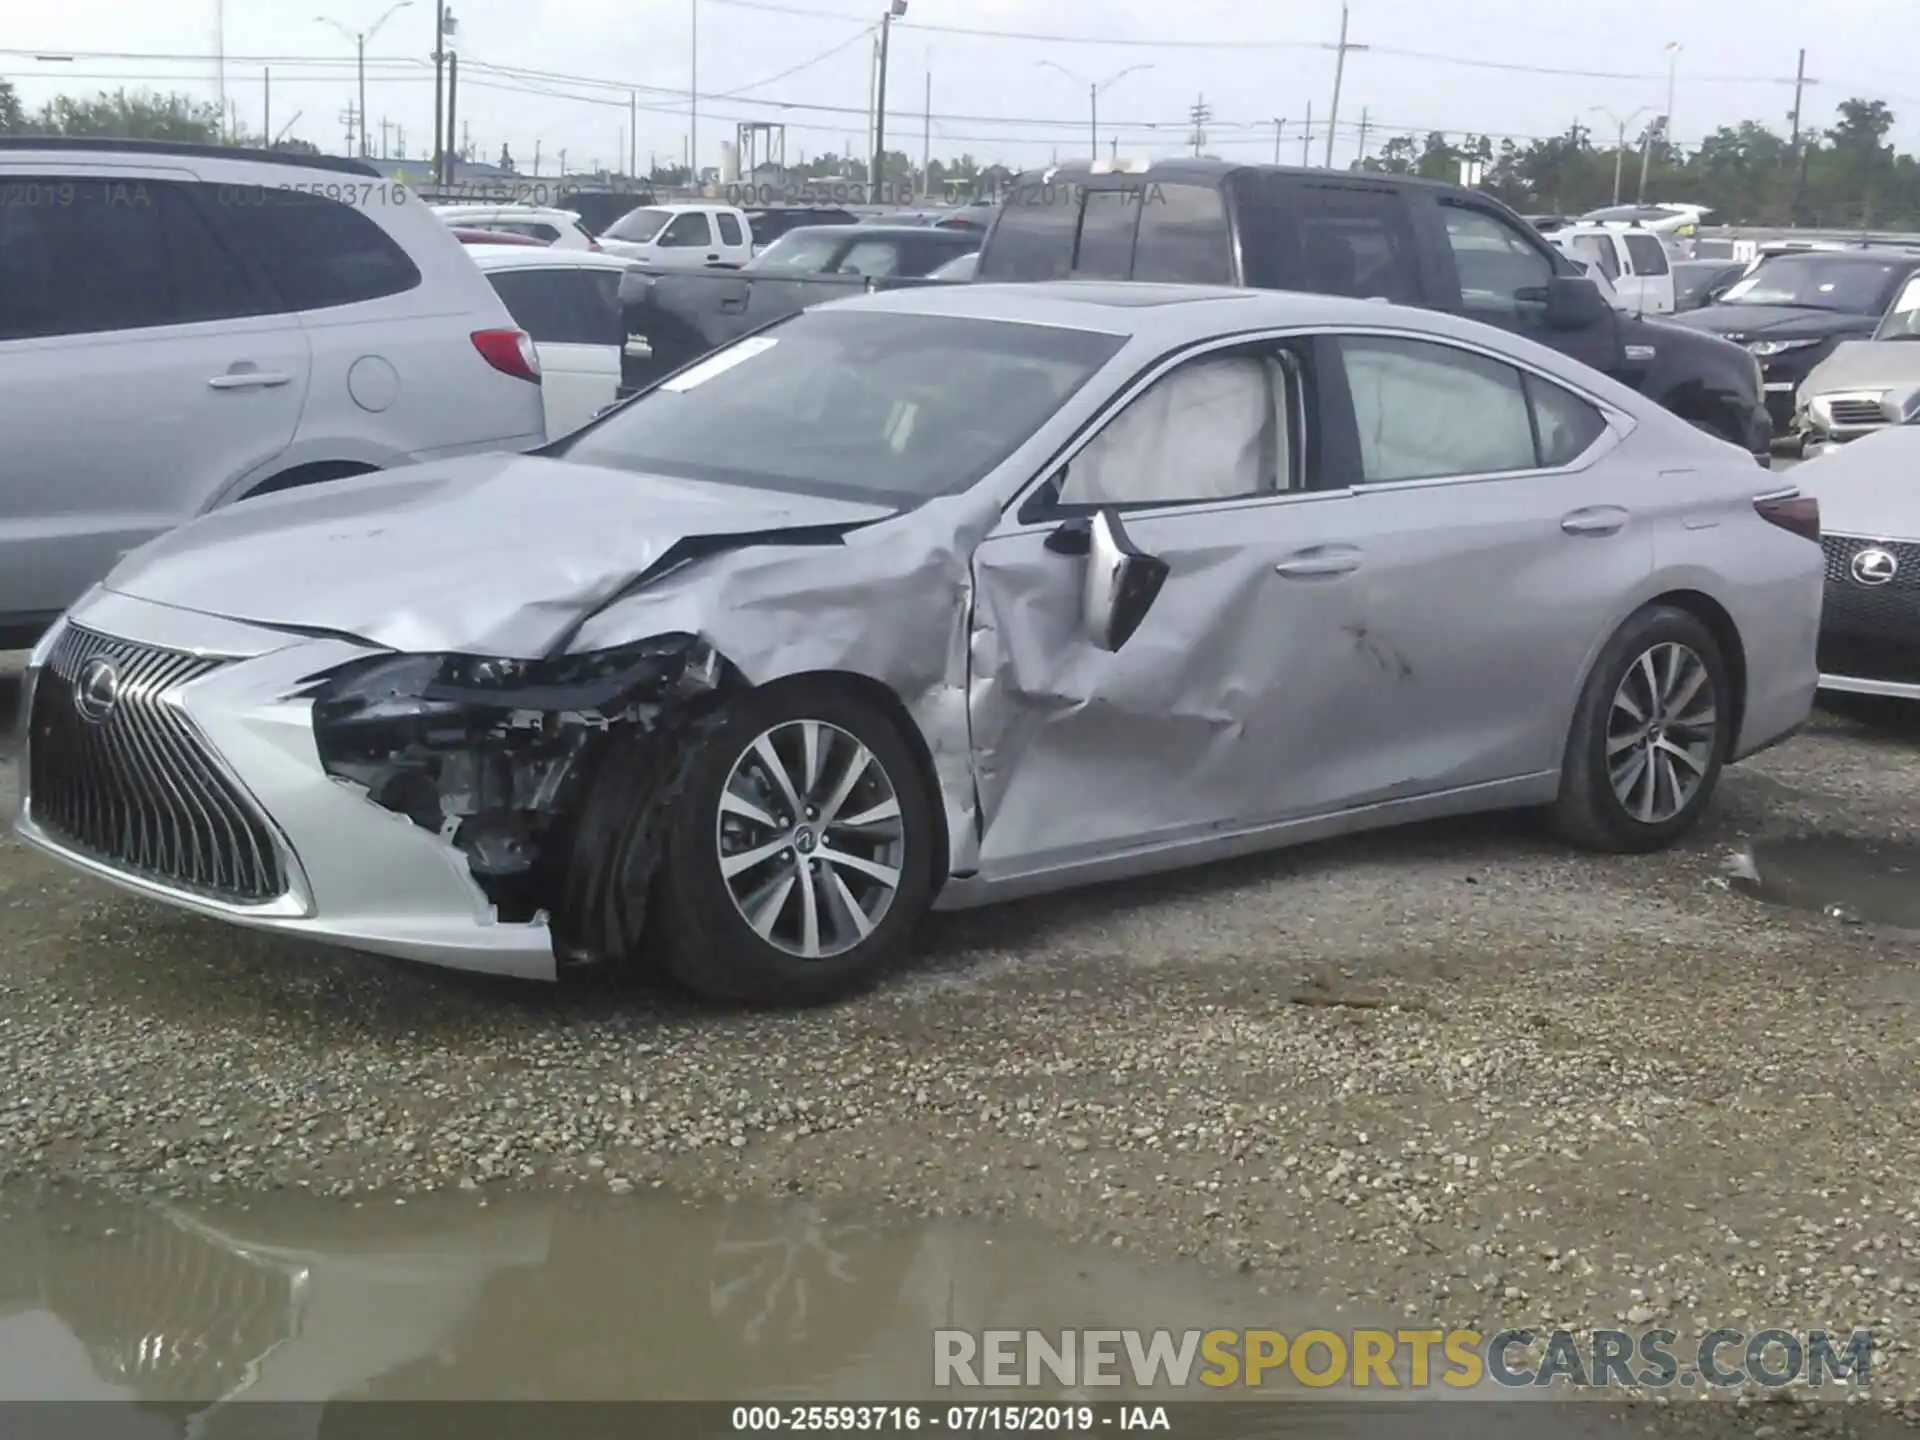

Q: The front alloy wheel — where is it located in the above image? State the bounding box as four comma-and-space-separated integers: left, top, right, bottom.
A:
652, 682, 935, 1005
715, 720, 906, 960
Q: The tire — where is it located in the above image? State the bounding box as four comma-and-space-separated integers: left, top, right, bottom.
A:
1552, 605, 1733, 854
650, 680, 935, 1006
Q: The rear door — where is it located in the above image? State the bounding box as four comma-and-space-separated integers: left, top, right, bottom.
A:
0, 170, 311, 625
484, 265, 621, 437
713, 210, 753, 266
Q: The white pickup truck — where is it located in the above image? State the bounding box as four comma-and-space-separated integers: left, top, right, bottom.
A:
1550, 224, 1677, 316
593, 201, 754, 269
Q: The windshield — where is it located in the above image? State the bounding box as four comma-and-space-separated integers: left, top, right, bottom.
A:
1875, 275, 1920, 339
748, 230, 846, 273
1717, 255, 1905, 313
558, 308, 1124, 504
603, 207, 673, 243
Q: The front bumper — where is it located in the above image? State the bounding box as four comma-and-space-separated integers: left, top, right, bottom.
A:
12, 591, 559, 979
1816, 533, 1920, 703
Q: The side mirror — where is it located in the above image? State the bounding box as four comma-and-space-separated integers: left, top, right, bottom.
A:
1080, 508, 1169, 653
1890, 385, 1920, 425
1541, 274, 1610, 330
624, 336, 652, 359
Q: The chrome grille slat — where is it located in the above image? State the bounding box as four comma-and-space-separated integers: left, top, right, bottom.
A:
26, 625, 288, 903
1826, 398, 1886, 428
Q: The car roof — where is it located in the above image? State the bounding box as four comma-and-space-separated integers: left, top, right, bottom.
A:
434, 204, 581, 222
1757, 246, 1920, 264
772, 224, 971, 243
0, 136, 380, 177
465, 245, 637, 271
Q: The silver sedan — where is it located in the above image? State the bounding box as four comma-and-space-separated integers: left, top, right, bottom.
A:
12, 282, 1822, 1005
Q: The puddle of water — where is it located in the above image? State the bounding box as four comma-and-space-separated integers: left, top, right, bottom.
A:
0, 1183, 1405, 1408
1728, 835, 1920, 930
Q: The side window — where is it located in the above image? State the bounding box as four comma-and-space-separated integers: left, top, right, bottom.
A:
1071, 187, 1139, 279
1131, 183, 1234, 284
486, 269, 605, 345
1238, 179, 1424, 304
838, 240, 901, 277
1570, 235, 1619, 280
716, 212, 745, 247
1526, 374, 1609, 466
1440, 204, 1554, 325
976, 182, 1078, 281
659, 212, 713, 248
1335, 335, 1537, 482
1623, 232, 1669, 276
583, 270, 626, 347
207, 185, 420, 311
0, 177, 274, 339
1055, 351, 1294, 507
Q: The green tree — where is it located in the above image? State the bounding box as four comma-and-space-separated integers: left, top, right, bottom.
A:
0, 79, 24, 134
25, 88, 222, 142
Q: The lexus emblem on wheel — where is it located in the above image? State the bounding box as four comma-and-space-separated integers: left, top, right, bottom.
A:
73, 657, 121, 724
1851, 547, 1899, 587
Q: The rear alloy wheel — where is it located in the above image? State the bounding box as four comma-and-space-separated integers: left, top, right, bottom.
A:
1553, 606, 1732, 853
653, 683, 934, 1005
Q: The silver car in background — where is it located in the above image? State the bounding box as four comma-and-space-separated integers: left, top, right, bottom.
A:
1796, 270, 1920, 454
12, 283, 1822, 1006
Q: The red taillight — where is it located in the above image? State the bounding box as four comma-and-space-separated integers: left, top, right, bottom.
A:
472, 328, 541, 383
1755, 492, 1819, 543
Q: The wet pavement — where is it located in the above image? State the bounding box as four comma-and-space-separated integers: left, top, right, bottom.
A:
0, 1181, 1381, 1404
1730, 835, 1920, 932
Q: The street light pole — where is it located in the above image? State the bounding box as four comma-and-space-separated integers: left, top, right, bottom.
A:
872, 0, 906, 204
1638, 41, 1680, 203
316, 2, 410, 159
1590, 105, 1652, 205
1037, 60, 1152, 160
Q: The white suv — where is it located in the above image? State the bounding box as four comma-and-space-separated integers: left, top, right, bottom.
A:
0, 139, 547, 646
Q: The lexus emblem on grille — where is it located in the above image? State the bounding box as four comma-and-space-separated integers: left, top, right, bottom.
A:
1851, 547, 1899, 587
74, 657, 122, 723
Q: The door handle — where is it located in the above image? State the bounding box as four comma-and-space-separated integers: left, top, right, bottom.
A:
706, 253, 721, 262
208, 370, 291, 390
1560, 505, 1630, 537
719, 295, 747, 313
1274, 546, 1361, 579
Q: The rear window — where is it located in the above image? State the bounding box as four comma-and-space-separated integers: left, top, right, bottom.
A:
1130, 182, 1233, 285
1623, 232, 1669, 275
976, 182, 1079, 281
487, 268, 621, 347
212, 186, 420, 311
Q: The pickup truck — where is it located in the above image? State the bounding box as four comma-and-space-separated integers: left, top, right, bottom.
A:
620, 222, 981, 386
617, 158, 1773, 456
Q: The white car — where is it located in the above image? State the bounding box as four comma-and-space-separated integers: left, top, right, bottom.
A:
0, 138, 546, 647
1552, 225, 1676, 315
432, 204, 600, 251
594, 203, 754, 268
467, 246, 638, 438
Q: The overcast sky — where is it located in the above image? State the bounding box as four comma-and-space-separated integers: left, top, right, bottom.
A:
3, 0, 1916, 177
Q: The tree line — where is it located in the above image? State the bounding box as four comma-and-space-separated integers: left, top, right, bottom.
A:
1360, 97, 1918, 228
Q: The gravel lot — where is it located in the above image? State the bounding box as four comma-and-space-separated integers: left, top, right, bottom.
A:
7, 650, 1920, 1417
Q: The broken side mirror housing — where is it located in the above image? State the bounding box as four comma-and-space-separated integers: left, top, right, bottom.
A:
1543, 274, 1610, 330
1082, 508, 1169, 654
1889, 385, 1920, 424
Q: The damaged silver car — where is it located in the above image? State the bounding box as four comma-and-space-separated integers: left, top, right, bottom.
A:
12, 282, 1822, 1005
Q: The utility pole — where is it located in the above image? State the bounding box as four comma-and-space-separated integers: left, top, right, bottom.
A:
1273, 117, 1285, 164
396, 124, 406, 158
922, 70, 932, 199
629, 91, 638, 179
1323, 2, 1369, 169
262, 68, 270, 147
1301, 102, 1312, 165
872, 0, 906, 205
559, 148, 568, 178
380, 117, 392, 158
462, 119, 471, 160
1188, 94, 1212, 156
534, 139, 542, 175
433, 1, 446, 185
339, 104, 358, 155
446, 51, 460, 176
1790, 47, 1816, 220
1355, 108, 1370, 167
689, 0, 698, 193
215, 0, 227, 133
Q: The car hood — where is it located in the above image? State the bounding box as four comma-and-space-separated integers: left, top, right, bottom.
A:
1791, 424, 1920, 540
1801, 339, 1920, 397
100, 453, 896, 655
1669, 304, 1874, 341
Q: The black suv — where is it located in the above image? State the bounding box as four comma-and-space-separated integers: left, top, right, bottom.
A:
977, 160, 1771, 457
